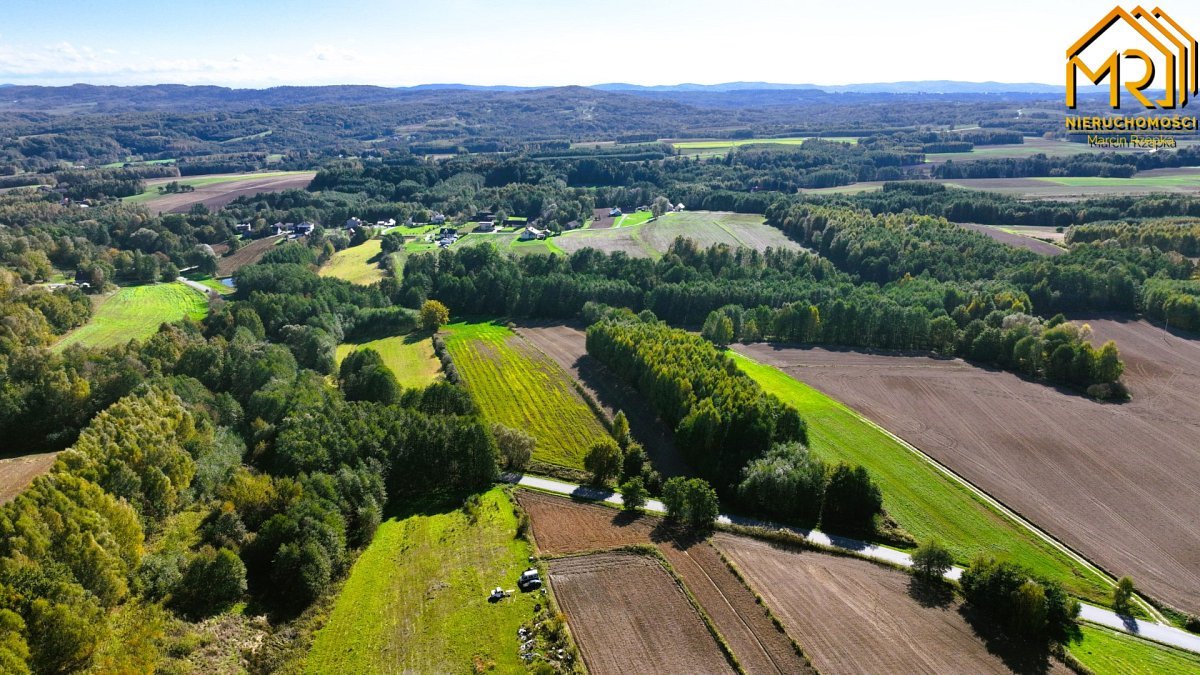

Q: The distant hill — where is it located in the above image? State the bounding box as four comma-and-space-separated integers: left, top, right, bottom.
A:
594, 81, 1063, 94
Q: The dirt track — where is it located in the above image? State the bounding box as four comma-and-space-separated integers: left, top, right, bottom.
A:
715, 534, 1068, 674
548, 551, 735, 675
519, 491, 811, 674
0, 452, 57, 504
735, 316, 1200, 614
146, 173, 315, 213
515, 322, 689, 477
958, 223, 1065, 256
216, 234, 284, 277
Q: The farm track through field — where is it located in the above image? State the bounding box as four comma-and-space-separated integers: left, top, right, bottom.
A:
519, 491, 810, 674
736, 316, 1200, 616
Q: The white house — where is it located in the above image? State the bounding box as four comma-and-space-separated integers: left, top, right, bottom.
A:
519, 226, 549, 241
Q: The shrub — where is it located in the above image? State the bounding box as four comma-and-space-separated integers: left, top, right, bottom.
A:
171, 547, 248, 619
662, 477, 719, 531
911, 539, 954, 581
820, 463, 883, 535
1112, 576, 1135, 615
960, 557, 1079, 643
738, 442, 826, 524
492, 424, 534, 472
584, 438, 623, 485
619, 476, 648, 512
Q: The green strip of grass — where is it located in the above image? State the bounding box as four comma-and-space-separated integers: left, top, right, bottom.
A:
54, 282, 208, 351
335, 333, 441, 390
306, 488, 540, 674
443, 320, 610, 470
1069, 624, 1200, 674
730, 352, 1112, 605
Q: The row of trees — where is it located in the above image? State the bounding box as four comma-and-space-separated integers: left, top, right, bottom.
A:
586, 318, 805, 489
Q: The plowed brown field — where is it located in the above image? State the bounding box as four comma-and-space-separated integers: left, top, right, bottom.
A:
0, 452, 57, 504
518, 491, 811, 674
959, 223, 1065, 256
735, 315, 1200, 614
714, 534, 1070, 674
547, 551, 735, 675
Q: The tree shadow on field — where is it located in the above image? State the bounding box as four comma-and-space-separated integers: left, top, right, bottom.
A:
958, 604, 1071, 674
906, 576, 955, 609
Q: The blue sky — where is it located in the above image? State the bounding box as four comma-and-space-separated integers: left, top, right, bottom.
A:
0, 0, 1177, 87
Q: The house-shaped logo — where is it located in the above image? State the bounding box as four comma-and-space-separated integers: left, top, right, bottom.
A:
1067, 6, 1197, 109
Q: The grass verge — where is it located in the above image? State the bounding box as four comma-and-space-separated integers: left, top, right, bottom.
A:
1068, 624, 1200, 674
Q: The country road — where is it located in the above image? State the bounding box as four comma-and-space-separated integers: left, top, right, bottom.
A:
176, 276, 217, 297
504, 473, 1200, 656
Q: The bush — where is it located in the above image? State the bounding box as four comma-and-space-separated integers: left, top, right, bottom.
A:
911, 539, 954, 581
662, 477, 719, 531
738, 442, 826, 524
171, 547, 248, 618
492, 424, 534, 472
584, 438, 623, 485
1112, 576, 1135, 615
619, 476, 648, 512
820, 463, 883, 535
960, 557, 1079, 643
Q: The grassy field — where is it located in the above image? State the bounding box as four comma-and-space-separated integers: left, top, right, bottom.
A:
186, 274, 235, 295
335, 333, 441, 389
453, 231, 564, 256
318, 239, 386, 285
1069, 625, 1200, 674
1031, 174, 1200, 188
122, 170, 312, 204
55, 282, 208, 351
442, 320, 610, 470
729, 352, 1112, 605
306, 488, 543, 674
611, 210, 654, 228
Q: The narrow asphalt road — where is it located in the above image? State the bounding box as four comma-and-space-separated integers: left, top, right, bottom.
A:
505, 473, 1200, 656
176, 276, 217, 297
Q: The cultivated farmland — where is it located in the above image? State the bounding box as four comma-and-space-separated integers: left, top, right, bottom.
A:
335, 333, 441, 389
127, 171, 315, 212
517, 490, 812, 674
714, 533, 1066, 674
515, 322, 689, 477
306, 488, 548, 674
736, 317, 1200, 615
729, 352, 1111, 604
803, 167, 1200, 198
547, 551, 735, 675
550, 211, 803, 258
54, 282, 208, 351
318, 239, 386, 285
215, 234, 284, 277
442, 321, 610, 470
0, 452, 58, 504
958, 223, 1065, 256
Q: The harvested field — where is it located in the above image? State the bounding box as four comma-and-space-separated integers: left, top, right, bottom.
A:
133, 171, 315, 213
217, 235, 284, 277
517, 490, 812, 674
552, 211, 803, 258
714, 533, 1068, 674
0, 452, 57, 504
515, 322, 689, 477
958, 223, 1065, 256
547, 552, 735, 675
736, 316, 1200, 614
590, 207, 616, 229
803, 167, 1200, 199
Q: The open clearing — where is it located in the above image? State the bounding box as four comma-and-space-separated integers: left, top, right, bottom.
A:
515, 322, 689, 477
216, 234, 284, 277
0, 452, 58, 504
669, 136, 858, 155
306, 488, 542, 674
126, 171, 314, 212
318, 239, 386, 285
442, 321, 610, 470
1070, 624, 1200, 674
335, 333, 440, 389
736, 316, 1200, 615
547, 551, 735, 675
730, 352, 1110, 605
517, 490, 811, 674
54, 282, 208, 351
715, 533, 1068, 674
958, 223, 1065, 256
552, 211, 803, 258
